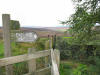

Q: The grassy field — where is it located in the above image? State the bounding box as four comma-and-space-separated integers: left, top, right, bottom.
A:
0, 40, 33, 58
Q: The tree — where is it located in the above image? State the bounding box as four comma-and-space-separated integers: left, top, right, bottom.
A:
62, 0, 100, 45
60, 0, 100, 62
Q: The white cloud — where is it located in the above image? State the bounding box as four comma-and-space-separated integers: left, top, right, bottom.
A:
0, 0, 74, 27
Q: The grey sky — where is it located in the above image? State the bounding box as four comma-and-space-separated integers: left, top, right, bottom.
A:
0, 0, 74, 27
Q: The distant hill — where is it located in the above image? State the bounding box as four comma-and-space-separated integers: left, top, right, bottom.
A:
44, 27, 69, 32
20, 27, 66, 37
0, 27, 67, 38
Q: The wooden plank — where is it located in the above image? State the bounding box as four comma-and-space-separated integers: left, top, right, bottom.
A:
2, 14, 13, 75
54, 50, 60, 68
24, 67, 51, 75
28, 48, 36, 74
36, 67, 51, 75
0, 50, 50, 67
51, 49, 60, 75
45, 56, 49, 68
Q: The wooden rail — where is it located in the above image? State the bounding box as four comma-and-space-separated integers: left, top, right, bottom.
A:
0, 50, 50, 67
0, 49, 60, 75
24, 67, 51, 75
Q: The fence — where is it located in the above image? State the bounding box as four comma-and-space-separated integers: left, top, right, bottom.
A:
0, 14, 60, 75
0, 49, 60, 75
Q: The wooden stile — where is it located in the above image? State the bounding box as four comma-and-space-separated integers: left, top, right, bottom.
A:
1, 14, 60, 75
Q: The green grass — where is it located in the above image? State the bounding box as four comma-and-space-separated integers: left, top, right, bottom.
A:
60, 62, 73, 75
63, 37, 73, 38
60, 60, 100, 75
60, 61, 77, 75
60, 60, 88, 75
0, 40, 4, 58
0, 40, 37, 57
0, 38, 48, 57
0, 41, 29, 57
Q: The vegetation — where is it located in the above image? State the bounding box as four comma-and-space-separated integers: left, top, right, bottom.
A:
58, 0, 100, 75
60, 56, 100, 75
62, 0, 100, 45
0, 40, 4, 58
60, 61, 87, 75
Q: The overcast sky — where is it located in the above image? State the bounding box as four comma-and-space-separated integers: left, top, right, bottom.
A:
0, 0, 74, 27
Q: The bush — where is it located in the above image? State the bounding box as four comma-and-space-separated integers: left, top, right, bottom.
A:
56, 37, 80, 60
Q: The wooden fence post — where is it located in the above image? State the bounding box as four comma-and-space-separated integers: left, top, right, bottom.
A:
51, 49, 60, 75
54, 50, 60, 68
45, 40, 51, 68
28, 48, 36, 75
50, 36, 53, 49
2, 14, 13, 75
